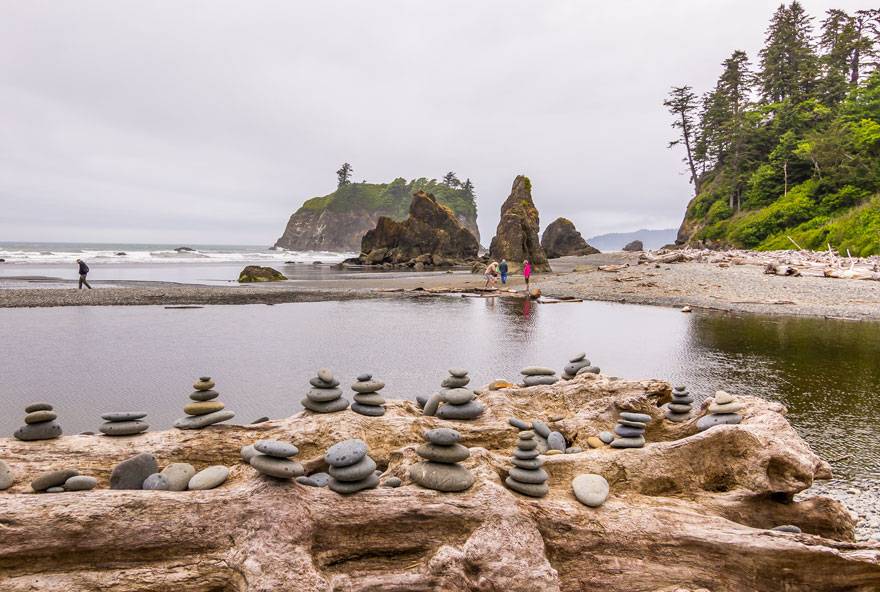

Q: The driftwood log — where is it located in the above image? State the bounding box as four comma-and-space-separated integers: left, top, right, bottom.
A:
1, 374, 878, 591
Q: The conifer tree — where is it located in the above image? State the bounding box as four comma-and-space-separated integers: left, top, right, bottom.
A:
664, 85, 703, 195
759, 2, 819, 103
336, 163, 353, 188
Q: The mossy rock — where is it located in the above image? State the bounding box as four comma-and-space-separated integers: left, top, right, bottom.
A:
238, 266, 287, 283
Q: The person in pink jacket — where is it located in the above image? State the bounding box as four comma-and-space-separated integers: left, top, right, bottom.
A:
522, 259, 532, 292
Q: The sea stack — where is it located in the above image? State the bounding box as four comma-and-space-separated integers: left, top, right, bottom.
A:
423, 369, 485, 420
174, 377, 235, 429
540, 217, 599, 258
610, 411, 651, 448
409, 428, 475, 492
99, 412, 149, 436
13, 402, 62, 441
665, 385, 694, 422
325, 439, 379, 494
520, 366, 558, 387
302, 369, 350, 414
504, 430, 549, 497
697, 390, 745, 431
350, 373, 386, 417
488, 175, 551, 272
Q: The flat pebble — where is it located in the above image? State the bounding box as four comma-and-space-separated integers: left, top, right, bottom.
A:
64, 475, 97, 491
254, 439, 299, 458
251, 455, 304, 479
0, 460, 14, 490
317, 368, 334, 383
173, 410, 235, 429
325, 439, 368, 467
520, 366, 556, 376
25, 410, 58, 424
188, 465, 229, 490
417, 443, 470, 464
33, 469, 79, 492
442, 388, 475, 405
619, 412, 651, 423
409, 462, 474, 492
532, 420, 551, 439
448, 368, 469, 378
160, 463, 196, 491
101, 412, 147, 421
328, 456, 377, 481
25, 402, 53, 413
598, 431, 614, 444
382, 476, 402, 487
508, 417, 531, 430
425, 428, 461, 446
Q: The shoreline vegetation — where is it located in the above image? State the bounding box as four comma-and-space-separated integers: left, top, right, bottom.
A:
2, 250, 879, 321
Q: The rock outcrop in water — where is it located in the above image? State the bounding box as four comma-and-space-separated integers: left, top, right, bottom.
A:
1, 373, 877, 591
540, 217, 599, 258
489, 176, 551, 272
238, 266, 286, 283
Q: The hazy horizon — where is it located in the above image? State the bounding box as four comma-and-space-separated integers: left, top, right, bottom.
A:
1, 1, 871, 244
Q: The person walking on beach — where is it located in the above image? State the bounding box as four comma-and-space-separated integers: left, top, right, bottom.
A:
499, 259, 509, 285
484, 260, 499, 288
76, 258, 92, 289
523, 259, 532, 292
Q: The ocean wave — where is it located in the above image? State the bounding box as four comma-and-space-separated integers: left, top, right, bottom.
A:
0, 247, 356, 265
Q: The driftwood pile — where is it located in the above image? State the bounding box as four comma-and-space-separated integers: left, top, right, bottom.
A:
640, 248, 880, 281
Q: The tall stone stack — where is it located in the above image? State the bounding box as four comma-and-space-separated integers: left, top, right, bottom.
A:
350, 373, 386, 417
665, 386, 694, 422
520, 366, 558, 386
610, 412, 651, 449
423, 369, 484, 420
504, 430, 549, 497
409, 428, 475, 492
325, 439, 379, 494
250, 439, 304, 480
100, 412, 149, 436
561, 353, 600, 380
174, 376, 235, 429
697, 390, 745, 431
302, 368, 349, 414
13, 403, 62, 441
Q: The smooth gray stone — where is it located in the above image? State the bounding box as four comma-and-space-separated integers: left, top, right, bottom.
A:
351, 403, 385, 416
0, 460, 14, 490
696, 413, 742, 432
309, 376, 340, 388
328, 455, 376, 481
671, 394, 694, 404
520, 366, 556, 376
610, 436, 646, 449
666, 411, 691, 422
442, 388, 475, 405
425, 428, 461, 446
509, 467, 548, 484
301, 398, 349, 413
576, 366, 600, 375
188, 466, 229, 490
708, 401, 746, 414
523, 375, 558, 386
161, 463, 196, 491
46, 486, 65, 493
620, 412, 652, 423
614, 425, 645, 438
356, 373, 372, 382
110, 453, 158, 490
532, 421, 551, 439
514, 448, 540, 460
241, 444, 259, 463
518, 430, 536, 440
563, 362, 589, 376
561, 373, 575, 381
351, 380, 384, 394
173, 410, 235, 429
189, 389, 220, 401
64, 475, 97, 491
565, 447, 584, 454
618, 419, 648, 428
32, 469, 79, 491
547, 431, 566, 451
353, 393, 385, 406
325, 439, 368, 467
100, 421, 149, 436
306, 387, 343, 402
674, 385, 688, 393
302, 472, 331, 487
512, 457, 544, 469
329, 472, 380, 494
771, 524, 802, 533
14, 421, 62, 441
569, 352, 587, 363
317, 368, 334, 383
415, 395, 427, 409
251, 417, 270, 424
25, 410, 58, 424
518, 438, 538, 451
143, 473, 171, 490
598, 431, 614, 444
441, 376, 470, 388
382, 476, 402, 488
251, 455, 304, 479
409, 461, 474, 492
436, 400, 485, 420
668, 403, 692, 413
572, 474, 609, 507
448, 368, 469, 378
505, 477, 548, 497
422, 392, 443, 416
25, 402, 53, 413
417, 443, 470, 464
534, 434, 549, 454
101, 412, 147, 421
508, 417, 531, 430
296, 476, 324, 487
255, 439, 299, 458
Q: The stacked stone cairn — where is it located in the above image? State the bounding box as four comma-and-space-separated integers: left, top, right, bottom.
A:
325, 438, 379, 494
561, 352, 600, 380
173, 377, 235, 429
520, 366, 559, 387
302, 368, 349, 413
422, 369, 485, 420
100, 411, 149, 436
249, 439, 304, 480
664, 385, 694, 422
610, 411, 651, 448
697, 390, 745, 432
13, 402, 62, 441
504, 430, 549, 497
350, 373, 386, 417
409, 428, 475, 492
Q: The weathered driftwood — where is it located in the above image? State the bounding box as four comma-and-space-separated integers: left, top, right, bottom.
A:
1, 374, 878, 592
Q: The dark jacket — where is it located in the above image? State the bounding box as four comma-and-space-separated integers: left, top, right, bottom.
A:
499, 261, 509, 274
78, 261, 89, 275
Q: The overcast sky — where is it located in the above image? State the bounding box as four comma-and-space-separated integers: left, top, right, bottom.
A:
0, 1, 871, 245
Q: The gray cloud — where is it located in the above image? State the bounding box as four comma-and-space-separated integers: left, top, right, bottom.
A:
0, 0, 869, 245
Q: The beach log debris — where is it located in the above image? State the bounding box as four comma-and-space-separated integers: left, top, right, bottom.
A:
1, 374, 878, 591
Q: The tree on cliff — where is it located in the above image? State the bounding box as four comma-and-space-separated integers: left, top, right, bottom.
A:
462, 178, 475, 198
664, 85, 702, 196
337, 163, 353, 187
443, 172, 461, 187
759, 1, 819, 103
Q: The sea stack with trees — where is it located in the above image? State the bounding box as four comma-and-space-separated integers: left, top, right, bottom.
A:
488, 175, 551, 272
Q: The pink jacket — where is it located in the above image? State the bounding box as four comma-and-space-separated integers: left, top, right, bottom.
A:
523, 262, 532, 278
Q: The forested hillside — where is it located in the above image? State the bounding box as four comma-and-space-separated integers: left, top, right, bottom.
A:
668, 3, 880, 255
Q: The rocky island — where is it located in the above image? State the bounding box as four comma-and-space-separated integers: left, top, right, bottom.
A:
489, 175, 551, 272
541, 217, 599, 258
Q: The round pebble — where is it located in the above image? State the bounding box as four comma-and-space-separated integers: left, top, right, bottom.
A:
382, 476, 402, 488
520, 366, 556, 376
317, 368, 334, 383
160, 463, 196, 491
572, 474, 609, 507
188, 465, 229, 490
357, 373, 372, 382
569, 352, 586, 363
351, 403, 385, 416
173, 410, 235, 429
532, 421, 551, 439
0, 460, 14, 490
425, 428, 461, 446
301, 398, 350, 413
417, 443, 470, 464
189, 389, 220, 402
254, 439, 299, 458
598, 431, 614, 444
309, 377, 340, 388
193, 377, 215, 390
714, 390, 736, 404
448, 368, 469, 378
325, 439, 368, 467
64, 475, 97, 491
505, 477, 549, 497
46, 486, 65, 493
351, 380, 385, 394
409, 462, 474, 492
619, 411, 651, 423
436, 400, 485, 420
143, 473, 171, 490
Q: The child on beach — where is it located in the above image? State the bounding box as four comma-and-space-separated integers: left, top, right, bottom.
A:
523, 259, 531, 292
